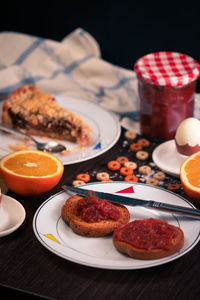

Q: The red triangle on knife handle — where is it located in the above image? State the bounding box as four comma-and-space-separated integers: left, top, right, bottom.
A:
116, 186, 134, 193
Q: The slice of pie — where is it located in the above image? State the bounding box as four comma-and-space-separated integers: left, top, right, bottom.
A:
2, 84, 91, 146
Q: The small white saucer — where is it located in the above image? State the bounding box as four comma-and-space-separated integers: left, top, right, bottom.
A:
0, 195, 26, 237
152, 140, 187, 177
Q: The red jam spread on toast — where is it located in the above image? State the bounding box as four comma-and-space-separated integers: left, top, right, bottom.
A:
75, 195, 121, 223
115, 218, 178, 250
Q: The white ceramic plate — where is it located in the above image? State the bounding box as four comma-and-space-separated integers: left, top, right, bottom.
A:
152, 140, 187, 177
0, 194, 26, 237
33, 182, 200, 270
0, 95, 121, 164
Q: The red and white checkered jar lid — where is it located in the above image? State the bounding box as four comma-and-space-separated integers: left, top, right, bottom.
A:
134, 52, 200, 86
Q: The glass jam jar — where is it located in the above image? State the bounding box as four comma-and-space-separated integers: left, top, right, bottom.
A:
134, 52, 200, 140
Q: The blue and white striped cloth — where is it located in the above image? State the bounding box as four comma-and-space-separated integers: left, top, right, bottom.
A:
0, 28, 199, 133
0, 28, 140, 129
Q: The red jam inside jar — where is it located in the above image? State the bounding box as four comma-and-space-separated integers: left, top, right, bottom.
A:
75, 195, 121, 223
134, 52, 200, 140
139, 80, 196, 140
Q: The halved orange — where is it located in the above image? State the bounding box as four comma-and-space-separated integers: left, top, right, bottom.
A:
0, 150, 64, 196
180, 151, 200, 203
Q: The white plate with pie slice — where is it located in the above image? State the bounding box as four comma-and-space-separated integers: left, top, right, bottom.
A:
33, 182, 200, 270
0, 95, 121, 164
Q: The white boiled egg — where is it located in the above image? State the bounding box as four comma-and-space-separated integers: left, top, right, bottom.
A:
175, 117, 200, 156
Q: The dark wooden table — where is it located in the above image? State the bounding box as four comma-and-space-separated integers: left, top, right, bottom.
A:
1, 128, 200, 300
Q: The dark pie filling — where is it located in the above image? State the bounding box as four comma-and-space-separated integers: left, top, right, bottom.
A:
8, 109, 81, 136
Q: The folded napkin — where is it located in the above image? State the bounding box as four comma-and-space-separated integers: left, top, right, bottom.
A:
0, 28, 140, 131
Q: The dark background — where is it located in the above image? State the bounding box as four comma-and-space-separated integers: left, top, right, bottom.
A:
1, 2, 199, 67
1, 1, 200, 92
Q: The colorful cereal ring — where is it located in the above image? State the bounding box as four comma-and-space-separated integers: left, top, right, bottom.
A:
107, 160, 121, 171
124, 175, 138, 182
96, 172, 110, 181
130, 143, 143, 152
120, 167, 133, 176
116, 156, 129, 165
76, 173, 90, 183
137, 138, 150, 147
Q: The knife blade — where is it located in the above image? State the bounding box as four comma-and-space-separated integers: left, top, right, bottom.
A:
62, 185, 200, 218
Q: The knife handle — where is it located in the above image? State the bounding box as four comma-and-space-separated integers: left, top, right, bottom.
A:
149, 201, 200, 217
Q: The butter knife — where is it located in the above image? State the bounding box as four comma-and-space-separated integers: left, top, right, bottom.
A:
62, 185, 200, 218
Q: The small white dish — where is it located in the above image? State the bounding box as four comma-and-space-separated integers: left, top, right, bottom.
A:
152, 140, 187, 177
0, 194, 26, 237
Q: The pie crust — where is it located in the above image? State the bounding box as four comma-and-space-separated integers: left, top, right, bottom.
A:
2, 84, 91, 146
